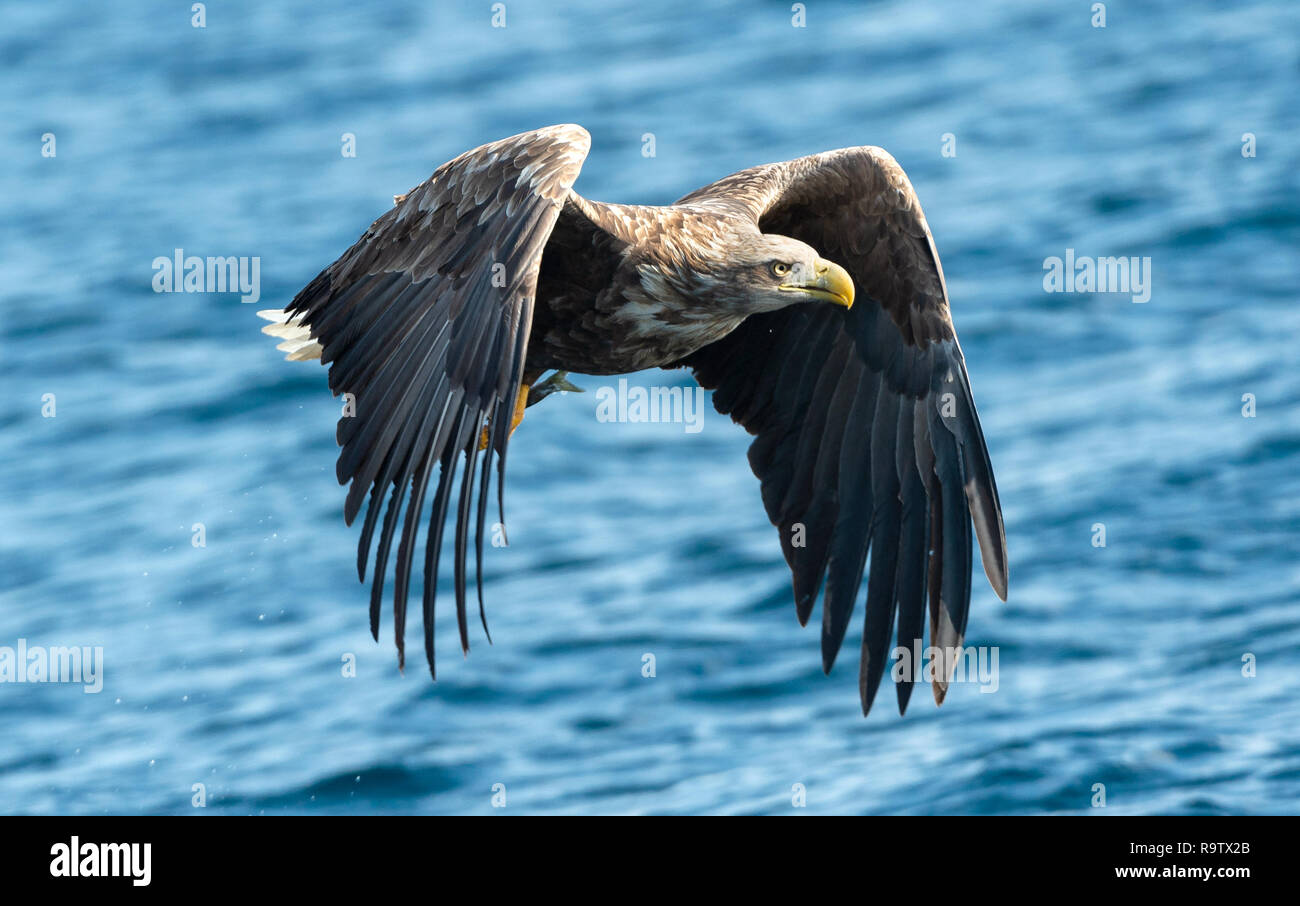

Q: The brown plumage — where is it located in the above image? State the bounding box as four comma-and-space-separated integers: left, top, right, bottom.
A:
260, 124, 1007, 716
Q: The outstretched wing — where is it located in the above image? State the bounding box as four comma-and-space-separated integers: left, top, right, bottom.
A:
675, 147, 1007, 715
272, 124, 590, 676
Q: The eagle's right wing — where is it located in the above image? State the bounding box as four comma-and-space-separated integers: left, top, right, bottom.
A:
677, 147, 1007, 716
261, 124, 590, 676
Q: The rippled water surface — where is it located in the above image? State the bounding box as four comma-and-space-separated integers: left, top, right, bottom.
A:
2, 0, 1298, 814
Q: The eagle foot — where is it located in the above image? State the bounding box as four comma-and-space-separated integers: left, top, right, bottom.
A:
478, 382, 531, 451
527, 370, 582, 405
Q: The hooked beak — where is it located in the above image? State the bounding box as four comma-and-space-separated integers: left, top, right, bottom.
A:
780, 257, 855, 309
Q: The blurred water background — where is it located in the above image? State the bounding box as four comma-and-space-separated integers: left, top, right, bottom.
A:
1, 0, 1298, 814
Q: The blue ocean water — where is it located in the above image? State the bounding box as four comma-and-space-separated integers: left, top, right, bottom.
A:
1, 0, 1298, 815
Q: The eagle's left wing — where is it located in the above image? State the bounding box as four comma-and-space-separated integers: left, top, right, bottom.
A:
673, 147, 1007, 715
262, 125, 590, 676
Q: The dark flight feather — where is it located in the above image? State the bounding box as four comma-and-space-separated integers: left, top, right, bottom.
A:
281, 125, 590, 675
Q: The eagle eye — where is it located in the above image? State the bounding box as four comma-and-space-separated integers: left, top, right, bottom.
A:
770, 262, 790, 277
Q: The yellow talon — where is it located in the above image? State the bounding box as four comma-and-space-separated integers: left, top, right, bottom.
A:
479, 383, 530, 450
511, 384, 530, 432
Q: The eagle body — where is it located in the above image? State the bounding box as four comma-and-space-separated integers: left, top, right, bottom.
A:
530, 202, 778, 374
260, 124, 1008, 717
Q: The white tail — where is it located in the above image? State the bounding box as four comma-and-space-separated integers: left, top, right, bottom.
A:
257, 308, 322, 361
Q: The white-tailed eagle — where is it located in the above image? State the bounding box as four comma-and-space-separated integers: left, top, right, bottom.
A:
259, 124, 1007, 716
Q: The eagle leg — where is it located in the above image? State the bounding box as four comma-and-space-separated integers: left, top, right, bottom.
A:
527, 370, 582, 405
477, 371, 582, 450
478, 382, 532, 451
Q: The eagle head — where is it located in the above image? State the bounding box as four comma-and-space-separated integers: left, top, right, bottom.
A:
680, 232, 855, 315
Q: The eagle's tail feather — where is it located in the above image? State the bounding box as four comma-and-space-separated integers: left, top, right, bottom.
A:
258, 308, 323, 361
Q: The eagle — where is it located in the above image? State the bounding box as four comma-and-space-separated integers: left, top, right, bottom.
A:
259, 124, 1007, 716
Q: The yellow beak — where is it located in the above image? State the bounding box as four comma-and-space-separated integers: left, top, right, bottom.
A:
781, 258, 855, 308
